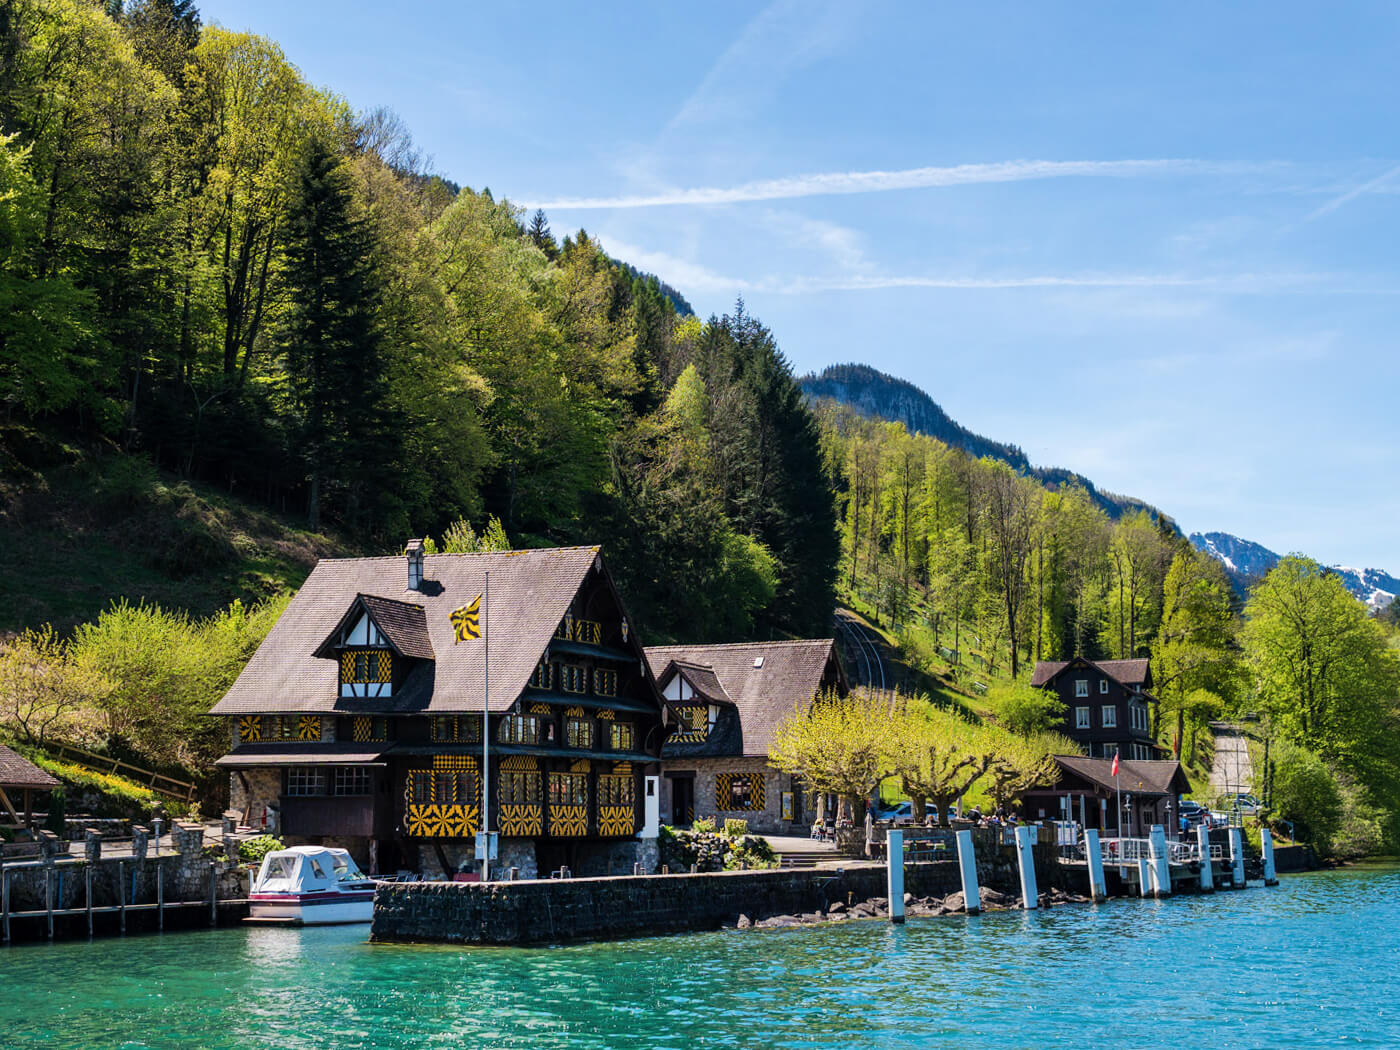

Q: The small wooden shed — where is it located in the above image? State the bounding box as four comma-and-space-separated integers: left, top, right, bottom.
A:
0, 745, 60, 826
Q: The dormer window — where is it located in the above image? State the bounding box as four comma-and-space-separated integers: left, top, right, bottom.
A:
341, 650, 392, 697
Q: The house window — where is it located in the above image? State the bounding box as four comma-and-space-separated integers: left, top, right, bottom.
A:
1100, 680, 1109, 694
353, 716, 388, 743
1102, 743, 1119, 759
409, 768, 476, 805
432, 715, 481, 743
559, 664, 586, 694
1075, 706, 1090, 729
529, 661, 552, 690
593, 668, 617, 697
1101, 705, 1117, 729
548, 772, 588, 807
1074, 680, 1089, 698
499, 771, 542, 805
599, 773, 633, 807
285, 767, 325, 796
566, 717, 594, 749
333, 766, 372, 796
498, 714, 540, 745
340, 649, 392, 698
609, 722, 634, 751
720, 773, 762, 812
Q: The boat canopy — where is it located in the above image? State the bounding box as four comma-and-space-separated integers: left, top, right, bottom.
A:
253, 845, 369, 893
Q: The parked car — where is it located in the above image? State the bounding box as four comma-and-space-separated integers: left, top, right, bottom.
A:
872, 801, 940, 825
1230, 793, 1262, 815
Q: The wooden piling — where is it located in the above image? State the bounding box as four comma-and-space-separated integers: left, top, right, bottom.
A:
1014, 824, 1038, 909
118, 860, 126, 935
886, 829, 905, 924
208, 863, 217, 927
1196, 824, 1214, 893
157, 863, 164, 931
1083, 829, 1106, 902
955, 829, 981, 915
44, 865, 53, 939
86, 864, 94, 937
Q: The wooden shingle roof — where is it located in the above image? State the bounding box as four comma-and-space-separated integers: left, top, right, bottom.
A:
0, 746, 60, 790
1053, 755, 1189, 797
665, 661, 734, 706
211, 547, 608, 716
312, 593, 435, 661
645, 639, 844, 757
1031, 658, 1151, 689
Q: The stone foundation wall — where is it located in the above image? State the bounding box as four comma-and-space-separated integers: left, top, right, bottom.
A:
228, 767, 282, 832
661, 757, 805, 836
372, 845, 1066, 946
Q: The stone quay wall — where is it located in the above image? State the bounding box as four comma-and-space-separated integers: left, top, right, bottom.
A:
373, 844, 1069, 946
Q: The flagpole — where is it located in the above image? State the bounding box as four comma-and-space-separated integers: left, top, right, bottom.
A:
481, 570, 490, 883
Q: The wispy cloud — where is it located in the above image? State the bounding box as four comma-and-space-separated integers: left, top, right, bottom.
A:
1304, 161, 1400, 221
525, 158, 1274, 211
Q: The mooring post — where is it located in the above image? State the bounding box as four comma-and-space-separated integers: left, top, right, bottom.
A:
1228, 827, 1246, 889
1260, 829, 1279, 887
1196, 823, 1214, 893
1014, 824, 1039, 909
118, 860, 126, 935
157, 862, 165, 931
955, 829, 980, 915
1083, 829, 1106, 902
209, 862, 217, 927
1137, 858, 1151, 897
886, 829, 905, 924
86, 864, 94, 937
1149, 825, 1171, 899
44, 864, 53, 939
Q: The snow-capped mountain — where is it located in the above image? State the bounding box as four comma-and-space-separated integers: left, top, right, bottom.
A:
1189, 531, 1398, 611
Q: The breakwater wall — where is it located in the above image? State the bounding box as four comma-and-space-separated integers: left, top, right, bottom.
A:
372, 844, 1069, 946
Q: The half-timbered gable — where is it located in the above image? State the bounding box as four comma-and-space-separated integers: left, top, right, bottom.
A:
643, 639, 847, 834
211, 544, 666, 878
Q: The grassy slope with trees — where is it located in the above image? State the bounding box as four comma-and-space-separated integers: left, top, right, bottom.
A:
0, 0, 836, 793
815, 399, 1400, 857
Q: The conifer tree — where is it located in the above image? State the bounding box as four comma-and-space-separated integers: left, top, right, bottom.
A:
282, 134, 394, 531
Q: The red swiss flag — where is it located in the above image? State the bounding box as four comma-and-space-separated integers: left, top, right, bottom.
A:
1111, 753, 1120, 777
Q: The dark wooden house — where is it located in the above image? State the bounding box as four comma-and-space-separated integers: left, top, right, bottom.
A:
211, 544, 668, 878
1031, 657, 1164, 761
643, 640, 847, 835
1020, 755, 1190, 838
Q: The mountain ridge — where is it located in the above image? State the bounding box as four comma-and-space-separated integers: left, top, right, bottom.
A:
800, 363, 1167, 523
1189, 531, 1399, 610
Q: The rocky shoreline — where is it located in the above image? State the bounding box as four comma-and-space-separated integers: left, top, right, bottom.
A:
730, 885, 1095, 930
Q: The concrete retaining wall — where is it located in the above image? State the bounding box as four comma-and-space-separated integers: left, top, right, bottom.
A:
372, 844, 1067, 945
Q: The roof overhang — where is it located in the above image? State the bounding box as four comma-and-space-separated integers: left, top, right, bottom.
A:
216, 745, 389, 768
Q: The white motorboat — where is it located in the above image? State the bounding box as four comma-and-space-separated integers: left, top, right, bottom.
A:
246, 845, 377, 925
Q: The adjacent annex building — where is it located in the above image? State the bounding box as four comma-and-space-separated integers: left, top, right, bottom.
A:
644, 640, 847, 835
1031, 657, 1165, 761
211, 544, 667, 879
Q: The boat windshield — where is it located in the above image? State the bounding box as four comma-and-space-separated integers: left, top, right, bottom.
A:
333, 854, 368, 882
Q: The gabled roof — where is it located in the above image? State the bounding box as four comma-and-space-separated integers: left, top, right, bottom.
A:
312, 593, 435, 662
644, 639, 845, 756
1031, 657, 1152, 690
0, 746, 60, 790
661, 660, 733, 706
1052, 755, 1189, 796
211, 546, 618, 716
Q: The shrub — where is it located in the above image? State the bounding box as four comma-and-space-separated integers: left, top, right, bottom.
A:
691, 816, 716, 833
659, 825, 777, 872
722, 818, 748, 838
239, 835, 284, 865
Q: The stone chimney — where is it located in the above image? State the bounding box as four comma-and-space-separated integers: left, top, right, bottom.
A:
406, 538, 425, 591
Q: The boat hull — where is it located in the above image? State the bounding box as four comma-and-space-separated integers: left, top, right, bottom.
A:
247, 890, 375, 926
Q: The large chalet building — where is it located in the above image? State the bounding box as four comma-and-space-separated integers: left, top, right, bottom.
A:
1030, 657, 1164, 761
644, 640, 847, 835
211, 544, 668, 879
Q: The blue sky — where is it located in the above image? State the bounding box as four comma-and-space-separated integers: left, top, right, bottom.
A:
200, 0, 1400, 572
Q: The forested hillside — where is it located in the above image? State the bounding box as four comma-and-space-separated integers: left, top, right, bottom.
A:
0, 0, 837, 646
802, 363, 1164, 521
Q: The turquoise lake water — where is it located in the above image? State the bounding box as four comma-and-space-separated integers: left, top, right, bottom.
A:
5, 863, 1399, 1049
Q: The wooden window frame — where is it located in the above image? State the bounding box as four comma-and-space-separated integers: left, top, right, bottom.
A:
609, 722, 634, 752
565, 717, 594, 749
1101, 705, 1117, 729
499, 770, 542, 805
548, 771, 588, 807
599, 773, 633, 807
498, 714, 540, 746
593, 668, 617, 697
1075, 706, 1090, 729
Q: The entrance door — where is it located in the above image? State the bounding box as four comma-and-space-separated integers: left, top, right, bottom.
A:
669, 775, 695, 826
